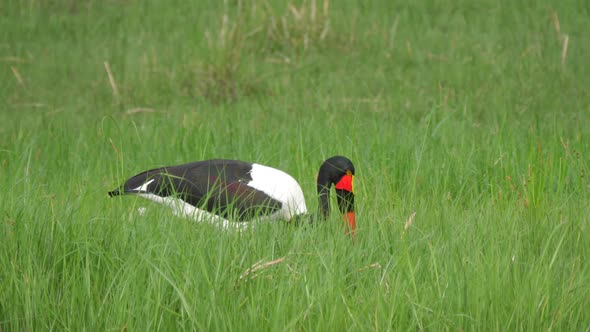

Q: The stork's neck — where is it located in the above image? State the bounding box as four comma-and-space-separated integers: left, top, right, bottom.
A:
317, 177, 332, 219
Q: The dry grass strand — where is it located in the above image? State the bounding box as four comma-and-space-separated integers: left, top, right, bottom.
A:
104, 61, 120, 104
239, 257, 286, 280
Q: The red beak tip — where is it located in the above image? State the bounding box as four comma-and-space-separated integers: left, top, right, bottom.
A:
343, 212, 356, 236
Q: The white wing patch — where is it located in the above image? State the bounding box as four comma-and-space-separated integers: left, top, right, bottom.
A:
248, 163, 307, 220
132, 179, 155, 192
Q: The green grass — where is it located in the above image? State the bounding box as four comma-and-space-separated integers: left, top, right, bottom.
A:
1, 0, 589, 330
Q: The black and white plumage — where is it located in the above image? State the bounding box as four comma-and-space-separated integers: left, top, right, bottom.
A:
109, 156, 356, 232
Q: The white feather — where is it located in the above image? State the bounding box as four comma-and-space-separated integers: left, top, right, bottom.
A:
132, 179, 154, 192
248, 163, 307, 220
136, 193, 250, 231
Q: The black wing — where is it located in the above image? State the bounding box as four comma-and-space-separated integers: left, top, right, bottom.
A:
109, 160, 283, 221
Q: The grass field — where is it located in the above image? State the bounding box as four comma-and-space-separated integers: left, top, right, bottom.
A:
1, 0, 589, 330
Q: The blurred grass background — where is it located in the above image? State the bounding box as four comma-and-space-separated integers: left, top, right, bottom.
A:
1, 0, 589, 330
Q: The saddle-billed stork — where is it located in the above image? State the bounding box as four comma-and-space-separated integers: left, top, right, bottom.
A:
109, 156, 356, 234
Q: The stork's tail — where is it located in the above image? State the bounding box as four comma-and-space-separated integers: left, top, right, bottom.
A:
108, 188, 122, 197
